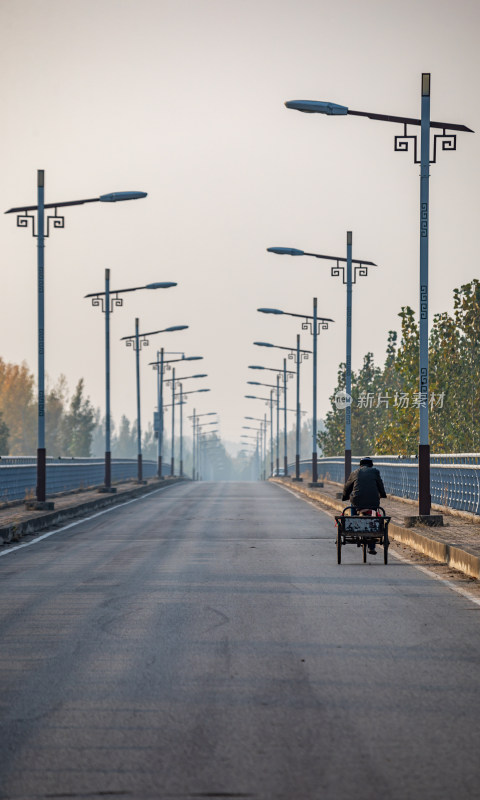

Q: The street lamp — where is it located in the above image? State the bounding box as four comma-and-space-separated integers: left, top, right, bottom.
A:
5, 172, 147, 509
248, 371, 295, 479
189, 408, 217, 481
121, 321, 188, 482
150, 353, 203, 478
165, 377, 209, 477
284, 76, 473, 519
267, 241, 374, 483
249, 373, 282, 474
245, 416, 269, 480
243, 423, 266, 480
241, 432, 262, 481
196, 419, 219, 480
254, 340, 311, 478
85, 274, 176, 491
258, 307, 328, 483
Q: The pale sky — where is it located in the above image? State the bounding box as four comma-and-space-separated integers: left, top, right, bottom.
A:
1, 0, 479, 446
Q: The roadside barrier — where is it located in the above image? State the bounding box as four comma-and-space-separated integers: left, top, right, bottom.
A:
0, 457, 169, 503
291, 455, 480, 516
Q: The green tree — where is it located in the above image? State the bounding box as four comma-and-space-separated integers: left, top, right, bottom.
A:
319, 281, 480, 457
0, 412, 9, 454
0, 359, 36, 454
317, 363, 347, 457
113, 415, 137, 458
45, 375, 68, 456
62, 379, 96, 457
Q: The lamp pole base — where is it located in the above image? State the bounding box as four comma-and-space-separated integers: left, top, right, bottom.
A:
25, 500, 55, 511
344, 449, 352, 482
36, 447, 47, 504
158, 456, 164, 480
104, 451, 112, 490
404, 514, 443, 528
418, 443, 431, 516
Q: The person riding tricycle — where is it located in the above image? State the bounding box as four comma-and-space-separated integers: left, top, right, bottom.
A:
338, 457, 388, 560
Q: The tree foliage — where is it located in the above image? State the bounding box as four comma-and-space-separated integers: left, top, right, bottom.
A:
61, 379, 97, 457
318, 280, 480, 457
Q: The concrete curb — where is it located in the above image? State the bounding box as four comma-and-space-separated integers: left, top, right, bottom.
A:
271, 478, 480, 580
0, 478, 186, 546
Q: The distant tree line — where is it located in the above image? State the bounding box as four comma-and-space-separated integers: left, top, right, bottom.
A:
0, 362, 97, 457
318, 279, 480, 457
0, 361, 162, 459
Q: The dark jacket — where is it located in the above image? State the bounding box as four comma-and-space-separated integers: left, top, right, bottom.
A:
342, 465, 387, 509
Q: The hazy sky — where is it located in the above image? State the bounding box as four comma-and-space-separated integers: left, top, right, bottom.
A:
1, 0, 479, 446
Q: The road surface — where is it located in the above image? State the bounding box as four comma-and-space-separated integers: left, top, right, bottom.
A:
0, 481, 479, 799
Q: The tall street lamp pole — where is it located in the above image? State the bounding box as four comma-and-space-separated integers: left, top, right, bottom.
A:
189, 414, 218, 480
253, 341, 312, 478
248, 368, 296, 477
245, 394, 273, 476
166, 382, 209, 477
150, 354, 203, 478
267, 245, 373, 482
245, 415, 270, 480
86, 276, 176, 491
157, 348, 165, 478
247, 377, 282, 474
284, 76, 472, 519
5, 173, 147, 509
121, 323, 188, 482
171, 368, 176, 477
196, 421, 219, 480
258, 309, 326, 483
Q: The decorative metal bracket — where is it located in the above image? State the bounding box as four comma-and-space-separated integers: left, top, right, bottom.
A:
288, 350, 309, 365
431, 128, 456, 163
395, 124, 419, 163
330, 262, 368, 285
15, 207, 65, 238
90, 293, 124, 314
394, 123, 457, 164
16, 211, 36, 236
126, 336, 149, 352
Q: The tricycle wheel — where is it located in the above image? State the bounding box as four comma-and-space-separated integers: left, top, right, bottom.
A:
362, 542, 367, 563
337, 533, 342, 564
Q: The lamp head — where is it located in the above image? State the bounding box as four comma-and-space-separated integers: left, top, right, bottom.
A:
254, 342, 274, 348
192, 374, 207, 378
185, 356, 203, 361
248, 365, 265, 370
166, 325, 188, 332
247, 381, 261, 386
99, 191, 148, 202
258, 307, 284, 315
267, 247, 305, 256
285, 100, 348, 115
146, 282, 177, 289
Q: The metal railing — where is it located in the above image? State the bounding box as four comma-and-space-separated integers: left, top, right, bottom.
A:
291, 455, 480, 516
0, 457, 169, 504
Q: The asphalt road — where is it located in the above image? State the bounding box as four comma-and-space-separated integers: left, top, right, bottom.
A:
0, 481, 479, 800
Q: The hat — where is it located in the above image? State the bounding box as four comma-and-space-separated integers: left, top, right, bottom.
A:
359, 457, 373, 467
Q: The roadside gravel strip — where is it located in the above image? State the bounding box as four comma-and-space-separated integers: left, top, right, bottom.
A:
272, 477, 480, 581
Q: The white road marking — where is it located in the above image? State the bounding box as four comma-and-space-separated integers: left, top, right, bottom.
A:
0, 486, 174, 559
277, 482, 480, 608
